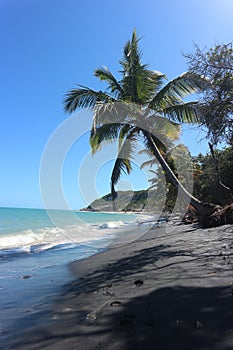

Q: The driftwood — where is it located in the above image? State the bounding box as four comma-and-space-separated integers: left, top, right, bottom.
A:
200, 203, 233, 228
183, 203, 233, 228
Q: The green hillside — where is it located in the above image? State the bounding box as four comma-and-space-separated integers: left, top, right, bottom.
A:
82, 189, 162, 212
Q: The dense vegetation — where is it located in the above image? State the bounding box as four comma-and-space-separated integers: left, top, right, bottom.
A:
192, 147, 233, 205
85, 146, 233, 221
146, 146, 233, 214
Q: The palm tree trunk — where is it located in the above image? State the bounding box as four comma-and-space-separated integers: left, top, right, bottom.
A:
147, 132, 205, 213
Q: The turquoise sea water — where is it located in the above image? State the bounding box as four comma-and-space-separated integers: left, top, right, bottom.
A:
0, 207, 152, 343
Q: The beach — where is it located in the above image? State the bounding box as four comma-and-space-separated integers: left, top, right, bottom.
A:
5, 219, 233, 350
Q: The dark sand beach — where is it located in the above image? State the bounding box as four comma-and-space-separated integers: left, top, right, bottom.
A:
6, 220, 233, 349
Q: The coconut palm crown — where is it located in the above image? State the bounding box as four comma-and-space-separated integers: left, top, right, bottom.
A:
64, 30, 208, 211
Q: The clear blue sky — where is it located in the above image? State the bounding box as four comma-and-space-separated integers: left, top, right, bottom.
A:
1, 0, 233, 209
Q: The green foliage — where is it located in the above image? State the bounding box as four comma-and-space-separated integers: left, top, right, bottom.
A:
85, 146, 233, 213
145, 144, 194, 212
192, 147, 233, 204
85, 190, 155, 212
185, 43, 233, 145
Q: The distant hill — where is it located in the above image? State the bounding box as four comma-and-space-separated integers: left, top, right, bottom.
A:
81, 189, 160, 212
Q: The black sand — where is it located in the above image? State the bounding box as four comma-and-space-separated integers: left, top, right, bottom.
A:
6, 221, 233, 349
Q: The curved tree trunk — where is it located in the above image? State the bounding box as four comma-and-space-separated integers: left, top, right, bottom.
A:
110, 129, 221, 225
147, 132, 217, 214
149, 137, 233, 228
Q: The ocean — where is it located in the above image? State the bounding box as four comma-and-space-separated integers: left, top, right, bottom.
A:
0, 207, 153, 342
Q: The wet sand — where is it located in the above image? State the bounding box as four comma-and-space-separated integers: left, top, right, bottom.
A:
6, 221, 233, 349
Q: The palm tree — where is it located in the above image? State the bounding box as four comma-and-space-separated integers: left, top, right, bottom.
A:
64, 30, 212, 214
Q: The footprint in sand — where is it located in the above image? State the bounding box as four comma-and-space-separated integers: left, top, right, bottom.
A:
110, 301, 122, 307
134, 279, 144, 287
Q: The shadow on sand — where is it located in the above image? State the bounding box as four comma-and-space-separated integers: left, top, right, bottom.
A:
6, 227, 233, 350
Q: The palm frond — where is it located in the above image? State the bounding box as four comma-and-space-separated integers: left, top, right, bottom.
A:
111, 158, 132, 190
118, 124, 136, 148
136, 69, 166, 103
149, 72, 207, 112
119, 123, 133, 139
163, 102, 201, 123
143, 70, 166, 91
91, 101, 146, 135
120, 29, 142, 73
140, 158, 157, 169
95, 66, 124, 97
91, 101, 135, 134
64, 85, 114, 113
90, 123, 122, 153
111, 139, 134, 187
141, 130, 168, 157
145, 114, 181, 143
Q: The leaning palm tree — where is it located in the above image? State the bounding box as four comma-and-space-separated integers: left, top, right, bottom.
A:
64, 30, 214, 215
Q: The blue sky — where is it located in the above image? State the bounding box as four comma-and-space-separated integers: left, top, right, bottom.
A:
1, 0, 233, 209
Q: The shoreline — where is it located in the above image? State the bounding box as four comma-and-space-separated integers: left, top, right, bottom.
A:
6, 220, 233, 349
